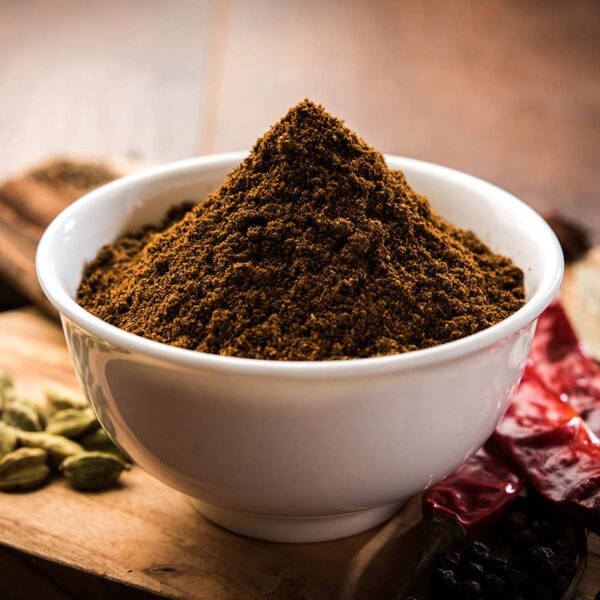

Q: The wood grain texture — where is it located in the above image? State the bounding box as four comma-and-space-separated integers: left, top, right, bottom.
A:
0, 159, 123, 316
0, 307, 599, 599
0, 546, 159, 600
207, 0, 600, 237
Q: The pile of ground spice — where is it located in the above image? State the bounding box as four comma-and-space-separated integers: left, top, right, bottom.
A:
77, 100, 525, 361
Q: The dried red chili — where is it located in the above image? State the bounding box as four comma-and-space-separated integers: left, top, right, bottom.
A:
529, 300, 600, 435
424, 301, 600, 534
422, 444, 524, 531
494, 367, 600, 533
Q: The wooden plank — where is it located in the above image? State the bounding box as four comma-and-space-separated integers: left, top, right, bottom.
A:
0, 546, 160, 600
0, 0, 212, 178
206, 0, 600, 238
0, 159, 121, 317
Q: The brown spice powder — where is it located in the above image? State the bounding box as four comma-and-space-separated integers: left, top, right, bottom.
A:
77, 100, 525, 360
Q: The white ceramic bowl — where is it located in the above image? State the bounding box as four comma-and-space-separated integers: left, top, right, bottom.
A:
37, 152, 563, 543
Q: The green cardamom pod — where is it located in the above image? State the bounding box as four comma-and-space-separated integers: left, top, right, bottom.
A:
0, 422, 18, 458
79, 428, 129, 462
46, 407, 99, 439
61, 451, 129, 491
45, 383, 88, 415
11, 395, 47, 429
18, 431, 84, 467
0, 370, 15, 410
0, 447, 50, 491
3, 400, 43, 432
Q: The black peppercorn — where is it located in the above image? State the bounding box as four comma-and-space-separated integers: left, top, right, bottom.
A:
464, 541, 491, 565
487, 556, 510, 575
528, 545, 557, 579
430, 568, 457, 597
553, 538, 575, 558
555, 555, 577, 578
437, 551, 462, 570
482, 573, 506, 598
455, 580, 482, 600
509, 569, 534, 593
460, 561, 485, 582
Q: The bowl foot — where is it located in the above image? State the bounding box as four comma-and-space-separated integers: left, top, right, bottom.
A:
191, 499, 403, 543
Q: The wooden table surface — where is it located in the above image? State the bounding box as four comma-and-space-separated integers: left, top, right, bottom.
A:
0, 1, 599, 598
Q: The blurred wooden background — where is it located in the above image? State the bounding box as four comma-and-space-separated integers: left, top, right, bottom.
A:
1, 0, 598, 233
0, 1, 598, 598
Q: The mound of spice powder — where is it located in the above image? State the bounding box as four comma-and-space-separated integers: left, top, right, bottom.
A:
77, 100, 525, 360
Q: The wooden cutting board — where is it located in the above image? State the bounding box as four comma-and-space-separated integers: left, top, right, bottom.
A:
0, 307, 599, 599
0, 158, 137, 315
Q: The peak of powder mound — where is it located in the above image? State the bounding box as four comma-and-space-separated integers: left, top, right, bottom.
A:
77, 100, 525, 360
251, 99, 377, 166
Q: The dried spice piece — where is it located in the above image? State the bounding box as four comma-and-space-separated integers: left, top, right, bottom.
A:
80, 428, 128, 462
0, 369, 15, 410
408, 305, 594, 599
416, 497, 587, 600
0, 422, 18, 458
44, 382, 88, 415
529, 300, 600, 435
46, 407, 99, 438
11, 395, 48, 429
393, 513, 466, 599
0, 370, 131, 494
3, 400, 43, 432
18, 431, 84, 467
0, 447, 50, 491
423, 444, 524, 532
78, 100, 524, 361
494, 368, 600, 533
543, 213, 591, 264
61, 451, 129, 491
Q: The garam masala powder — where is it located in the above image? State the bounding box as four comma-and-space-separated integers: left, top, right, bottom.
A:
77, 100, 525, 361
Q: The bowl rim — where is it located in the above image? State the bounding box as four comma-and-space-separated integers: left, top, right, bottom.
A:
36, 152, 564, 378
